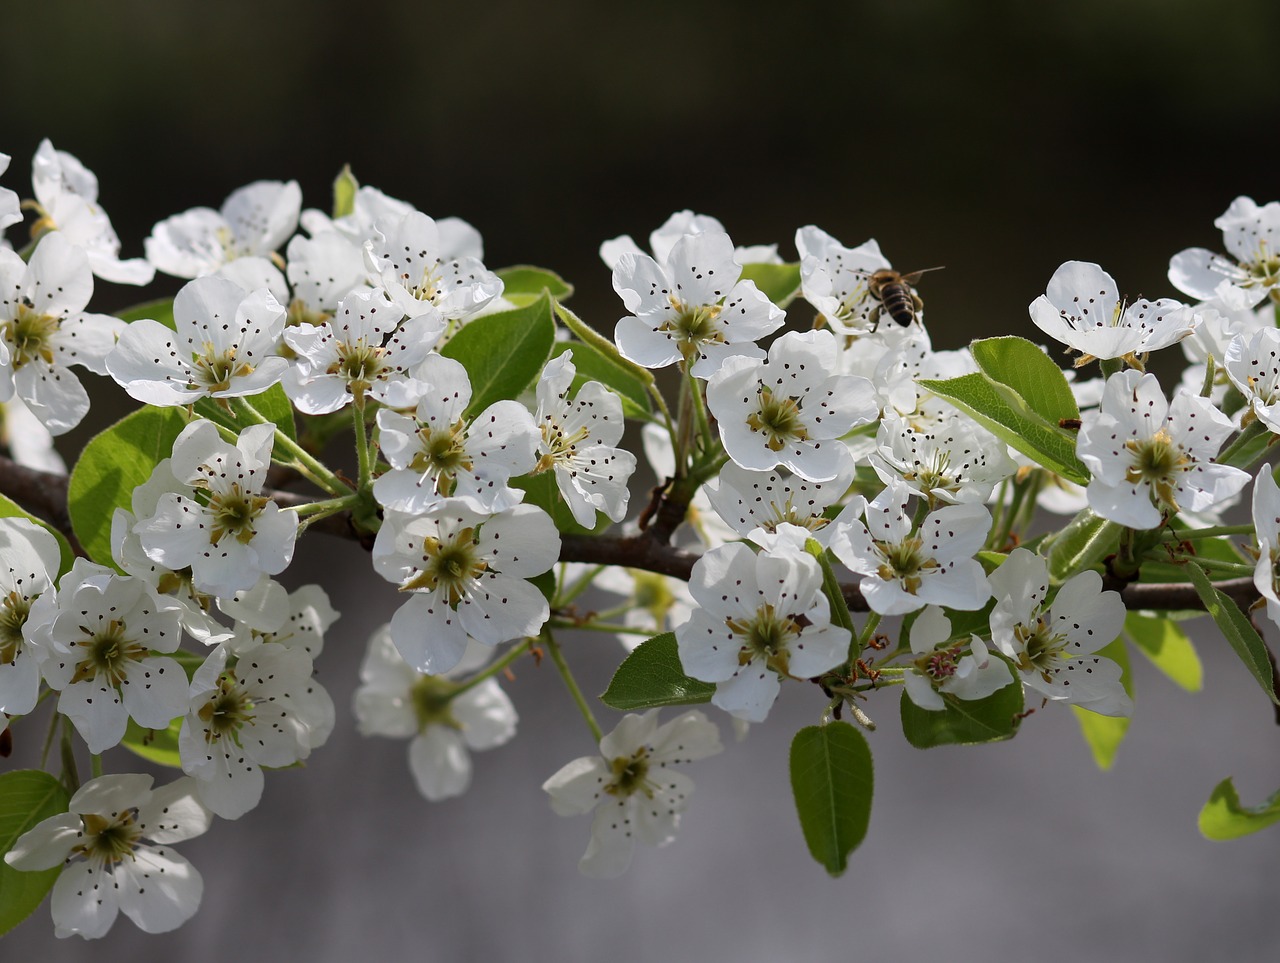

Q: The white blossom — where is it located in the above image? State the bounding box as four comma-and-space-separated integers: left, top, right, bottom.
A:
542, 709, 722, 878
869, 412, 1016, 505
600, 210, 779, 270
706, 329, 877, 482
1076, 370, 1248, 529
902, 606, 1013, 710
796, 225, 901, 336
988, 548, 1130, 716
5, 774, 211, 938
0, 517, 61, 715
354, 626, 518, 802
1251, 464, 1280, 629
1169, 196, 1280, 310
677, 542, 849, 722
0, 152, 19, 230
703, 460, 855, 548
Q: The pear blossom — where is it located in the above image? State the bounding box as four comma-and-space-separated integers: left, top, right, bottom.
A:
283, 229, 369, 326
0, 232, 126, 434
0, 517, 61, 715
282, 287, 443, 413
534, 351, 637, 528
365, 210, 502, 323
354, 626, 518, 802
372, 501, 559, 675
677, 542, 850, 722
374, 354, 539, 513
542, 709, 722, 878
902, 606, 1013, 711
829, 481, 992, 616
39, 561, 188, 753
612, 230, 785, 379
706, 329, 877, 482
1250, 464, 1280, 628
218, 581, 339, 659
1, 396, 64, 472
988, 548, 1130, 716
179, 640, 333, 818
869, 412, 1016, 505
145, 179, 301, 279
29, 139, 154, 285
107, 276, 288, 406
1169, 196, 1280, 310
5, 774, 211, 938
796, 225, 906, 336
1076, 370, 1248, 529
1029, 260, 1199, 363
133, 421, 298, 598
1223, 326, 1280, 432
703, 460, 855, 548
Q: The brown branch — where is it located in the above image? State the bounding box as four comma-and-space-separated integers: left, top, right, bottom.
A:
0, 454, 1257, 615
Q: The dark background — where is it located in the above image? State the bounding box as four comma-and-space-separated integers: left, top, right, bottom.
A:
5, 1, 1280, 959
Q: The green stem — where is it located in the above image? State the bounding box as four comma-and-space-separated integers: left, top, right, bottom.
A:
353, 400, 373, 491
1098, 357, 1122, 379
1157, 553, 1253, 577
60, 719, 79, 794
287, 493, 362, 517
1160, 524, 1256, 542
556, 563, 606, 608
673, 370, 694, 480
687, 369, 716, 456
805, 538, 859, 659
448, 640, 532, 700
543, 628, 603, 743
1217, 419, 1269, 468
548, 618, 653, 636
233, 397, 352, 495
39, 703, 59, 768
91, 754, 103, 779
855, 612, 882, 661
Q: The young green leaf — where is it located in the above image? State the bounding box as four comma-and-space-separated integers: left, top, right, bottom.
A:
1186, 563, 1280, 705
970, 336, 1079, 425
332, 163, 358, 219
600, 632, 715, 711
1124, 612, 1203, 692
441, 293, 556, 418
1070, 638, 1132, 770
918, 372, 1089, 484
495, 265, 574, 305
899, 674, 1024, 748
740, 262, 802, 308
115, 298, 175, 330
789, 722, 873, 877
0, 770, 70, 937
0, 493, 75, 578
1044, 509, 1122, 584
66, 406, 189, 568
121, 718, 184, 769
1199, 778, 1280, 840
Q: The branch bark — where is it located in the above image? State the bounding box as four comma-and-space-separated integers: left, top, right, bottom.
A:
0, 454, 1256, 614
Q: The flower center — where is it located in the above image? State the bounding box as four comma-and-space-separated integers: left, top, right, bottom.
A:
401, 529, 488, 605
329, 340, 387, 394
920, 644, 963, 681
661, 298, 724, 359
409, 421, 473, 493
74, 811, 143, 866
876, 536, 938, 595
3, 301, 60, 370
746, 387, 809, 452
605, 747, 653, 798
1014, 616, 1068, 682
207, 484, 269, 546
70, 619, 148, 687
410, 675, 462, 731
405, 263, 443, 304
1243, 247, 1280, 298
190, 344, 254, 394
535, 416, 592, 473
726, 602, 801, 676
0, 590, 31, 664
197, 670, 255, 742
1124, 429, 1189, 512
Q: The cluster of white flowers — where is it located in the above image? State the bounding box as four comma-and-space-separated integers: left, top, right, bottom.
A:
1, 140, 1277, 936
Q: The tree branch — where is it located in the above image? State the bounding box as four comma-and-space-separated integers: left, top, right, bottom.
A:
0, 454, 1256, 614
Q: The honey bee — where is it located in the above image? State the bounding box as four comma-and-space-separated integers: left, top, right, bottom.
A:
863, 266, 942, 330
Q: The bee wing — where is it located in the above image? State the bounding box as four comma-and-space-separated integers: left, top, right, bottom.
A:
897, 266, 945, 286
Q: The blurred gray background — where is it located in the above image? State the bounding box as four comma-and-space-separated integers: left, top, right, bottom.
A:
5, 0, 1280, 959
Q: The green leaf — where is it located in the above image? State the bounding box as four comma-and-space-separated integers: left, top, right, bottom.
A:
0, 770, 70, 936
0, 493, 75, 578
441, 293, 556, 418
789, 722, 873, 877
1070, 638, 1132, 770
552, 300, 656, 395
332, 163, 358, 219
599, 632, 715, 711
194, 384, 297, 443
115, 298, 175, 330
970, 336, 1079, 425
900, 674, 1024, 748
740, 262, 802, 307
918, 372, 1089, 484
1199, 778, 1280, 840
495, 265, 574, 306
121, 717, 184, 768
551, 342, 651, 421
1186, 563, 1280, 704
1124, 612, 1202, 692
1044, 508, 1123, 584
67, 406, 189, 568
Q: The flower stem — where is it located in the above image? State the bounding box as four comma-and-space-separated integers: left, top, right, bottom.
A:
1160, 524, 1255, 542
353, 399, 373, 491
233, 397, 352, 496
542, 627, 603, 743
448, 639, 532, 700
548, 618, 653, 636
806, 538, 858, 659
